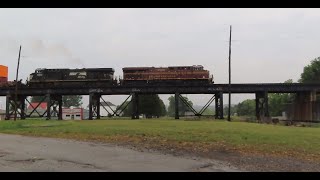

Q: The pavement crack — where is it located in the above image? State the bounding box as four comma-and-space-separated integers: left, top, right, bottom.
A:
5, 158, 45, 163
196, 163, 216, 169
56, 159, 104, 170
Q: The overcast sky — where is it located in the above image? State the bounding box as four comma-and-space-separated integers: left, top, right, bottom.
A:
1, 8, 320, 109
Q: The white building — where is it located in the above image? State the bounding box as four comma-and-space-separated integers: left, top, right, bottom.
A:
0, 109, 5, 120
62, 108, 83, 120
100, 101, 116, 117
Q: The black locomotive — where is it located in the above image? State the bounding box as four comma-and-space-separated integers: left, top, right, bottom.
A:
28, 68, 116, 88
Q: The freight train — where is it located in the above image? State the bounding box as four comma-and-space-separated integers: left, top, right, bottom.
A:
0, 65, 23, 88
0, 65, 11, 87
27, 68, 117, 88
121, 65, 213, 85
0, 65, 214, 89
0, 65, 8, 83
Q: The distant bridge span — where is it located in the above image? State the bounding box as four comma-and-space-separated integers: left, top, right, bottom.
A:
1, 83, 319, 122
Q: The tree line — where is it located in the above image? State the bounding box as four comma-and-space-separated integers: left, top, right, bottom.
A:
118, 95, 194, 118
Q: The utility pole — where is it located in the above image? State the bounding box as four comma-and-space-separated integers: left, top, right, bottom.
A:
228, 25, 232, 122
14, 45, 22, 121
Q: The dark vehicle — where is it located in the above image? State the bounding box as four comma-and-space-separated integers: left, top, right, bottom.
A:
0, 77, 7, 84
0, 65, 8, 87
28, 68, 116, 88
0, 78, 14, 88
0, 79, 25, 88
121, 65, 213, 85
0, 65, 24, 88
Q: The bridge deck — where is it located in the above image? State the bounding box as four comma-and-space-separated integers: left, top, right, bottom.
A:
1, 83, 320, 96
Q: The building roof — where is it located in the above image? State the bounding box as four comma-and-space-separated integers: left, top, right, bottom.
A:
27, 102, 47, 110
100, 101, 116, 106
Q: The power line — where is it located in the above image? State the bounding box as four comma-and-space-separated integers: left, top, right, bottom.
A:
14, 45, 22, 121
228, 25, 232, 122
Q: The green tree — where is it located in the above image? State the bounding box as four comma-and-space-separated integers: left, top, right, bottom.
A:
299, 57, 320, 101
268, 93, 294, 116
117, 101, 132, 117
284, 79, 293, 84
299, 57, 320, 83
62, 95, 83, 108
234, 80, 294, 117
235, 99, 255, 116
159, 98, 167, 117
167, 95, 193, 117
120, 95, 166, 118
268, 79, 295, 116
202, 108, 214, 115
223, 105, 238, 116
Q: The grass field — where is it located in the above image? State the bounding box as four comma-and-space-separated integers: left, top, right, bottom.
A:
0, 118, 320, 162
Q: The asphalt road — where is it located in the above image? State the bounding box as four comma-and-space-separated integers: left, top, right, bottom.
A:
0, 133, 240, 172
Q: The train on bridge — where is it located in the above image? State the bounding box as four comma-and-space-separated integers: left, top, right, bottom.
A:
27, 68, 117, 88
121, 65, 213, 85
2, 64, 320, 122
0, 65, 214, 88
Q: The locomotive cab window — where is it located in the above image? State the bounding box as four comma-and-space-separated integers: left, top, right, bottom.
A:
69, 72, 87, 76
69, 71, 87, 79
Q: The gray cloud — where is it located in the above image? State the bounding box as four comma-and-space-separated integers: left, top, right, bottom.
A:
28, 39, 85, 67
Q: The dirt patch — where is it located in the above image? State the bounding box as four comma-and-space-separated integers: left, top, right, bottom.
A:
87, 136, 320, 172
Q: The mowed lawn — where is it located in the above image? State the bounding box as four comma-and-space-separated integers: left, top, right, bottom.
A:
0, 119, 320, 161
